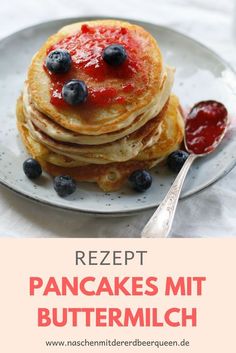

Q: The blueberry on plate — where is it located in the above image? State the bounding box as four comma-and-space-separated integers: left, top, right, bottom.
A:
102, 44, 127, 66
23, 158, 42, 179
129, 170, 152, 192
62, 79, 88, 105
53, 175, 77, 197
167, 150, 189, 173
46, 49, 72, 74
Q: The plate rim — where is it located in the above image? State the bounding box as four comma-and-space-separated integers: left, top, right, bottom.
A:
1, 16, 236, 216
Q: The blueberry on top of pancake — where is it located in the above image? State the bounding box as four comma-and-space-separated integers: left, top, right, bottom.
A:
102, 44, 128, 66
46, 49, 72, 74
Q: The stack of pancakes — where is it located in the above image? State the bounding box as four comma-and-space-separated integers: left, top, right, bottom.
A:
16, 20, 184, 191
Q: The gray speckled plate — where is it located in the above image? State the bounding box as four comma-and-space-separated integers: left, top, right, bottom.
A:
0, 17, 236, 215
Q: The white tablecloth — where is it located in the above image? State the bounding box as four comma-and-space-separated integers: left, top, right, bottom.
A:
1, 0, 236, 237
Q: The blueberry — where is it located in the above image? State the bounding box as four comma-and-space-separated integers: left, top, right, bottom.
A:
62, 80, 88, 105
102, 44, 127, 66
23, 158, 42, 179
46, 49, 72, 74
167, 150, 189, 173
129, 170, 152, 192
53, 175, 77, 197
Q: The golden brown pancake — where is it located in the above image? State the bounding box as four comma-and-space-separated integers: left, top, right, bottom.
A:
28, 20, 165, 134
24, 64, 174, 145
24, 100, 167, 164
17, 19, 184, 191
17, 94, 184, 191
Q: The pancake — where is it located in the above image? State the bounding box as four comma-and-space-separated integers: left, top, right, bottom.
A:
24, 99, 167, 164
17, 96, 88, 168
24, 64, 174, 145
136, 95, 184, 161
17, 94, 184, 191
17, 19, 185, 192
28, 20, 165, 135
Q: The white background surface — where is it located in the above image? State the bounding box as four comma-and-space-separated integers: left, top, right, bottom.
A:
0, 0, 236, 237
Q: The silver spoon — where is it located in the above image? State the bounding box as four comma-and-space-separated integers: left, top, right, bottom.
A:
141, 101, 229, 238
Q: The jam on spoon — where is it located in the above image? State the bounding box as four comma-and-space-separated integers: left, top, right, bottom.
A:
141, 100, 229, 238
185, 100, 228, 155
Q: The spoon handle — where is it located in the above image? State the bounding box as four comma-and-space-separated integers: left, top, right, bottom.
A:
141, 154, 197, 238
